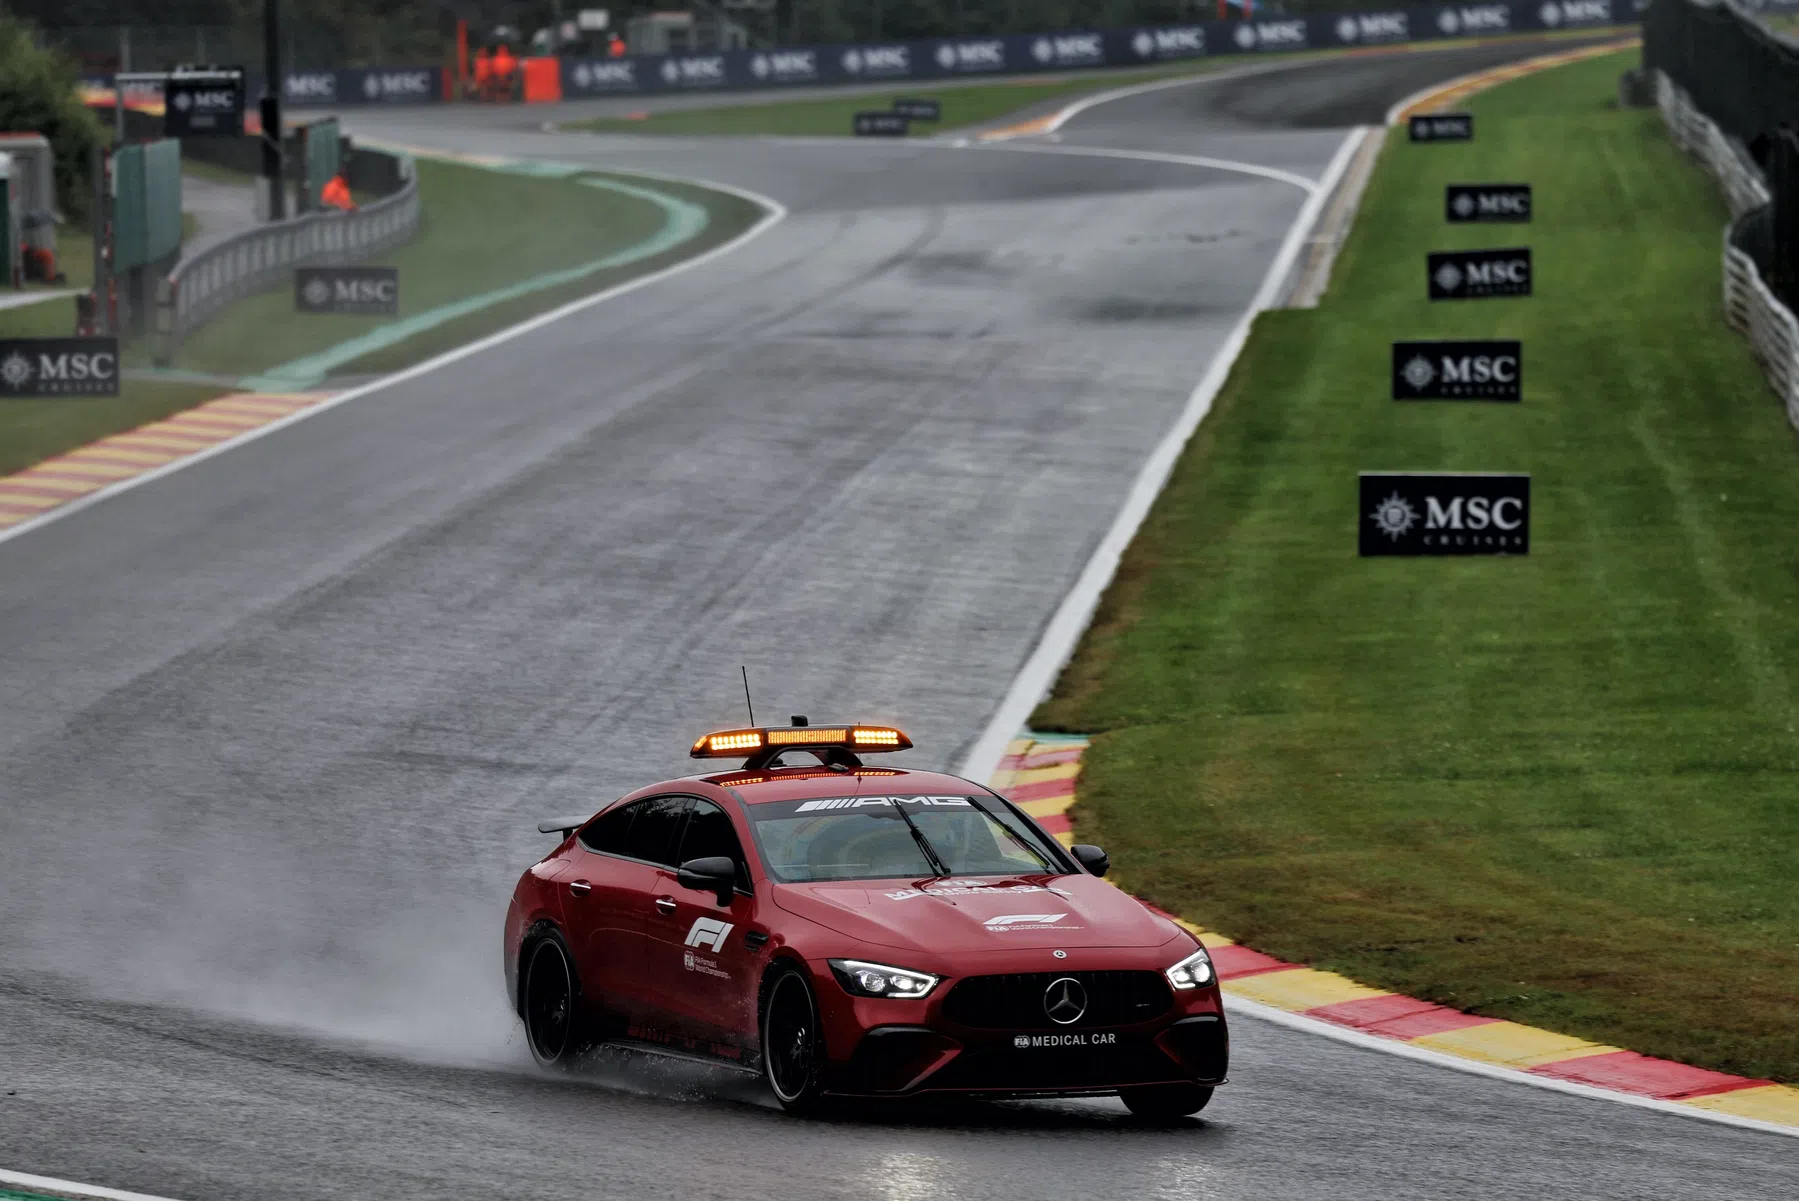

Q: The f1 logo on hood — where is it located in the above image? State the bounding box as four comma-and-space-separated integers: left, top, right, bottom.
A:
984, 913, 1068, 929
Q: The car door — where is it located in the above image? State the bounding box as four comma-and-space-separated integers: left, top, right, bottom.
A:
642, 797, 766, 1058
565, 795, 690, 1027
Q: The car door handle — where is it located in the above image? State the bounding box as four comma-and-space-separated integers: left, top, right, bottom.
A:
568, 881, 592, 897
654, 896, 677, 914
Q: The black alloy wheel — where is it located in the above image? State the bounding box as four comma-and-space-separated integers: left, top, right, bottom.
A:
523, 934, 580, 1067
1120, 1083, 1214, 1120
762, 966, 825, 1112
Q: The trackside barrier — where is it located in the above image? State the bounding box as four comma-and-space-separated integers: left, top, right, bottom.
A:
153, 153, 419, 364
1654, 72, 1799, 430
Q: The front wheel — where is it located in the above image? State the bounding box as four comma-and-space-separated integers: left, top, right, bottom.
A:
1120, 1083, 1214, 1119
761, 966, 827, 1113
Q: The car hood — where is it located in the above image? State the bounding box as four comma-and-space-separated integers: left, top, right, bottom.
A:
770, 874, 1179, 955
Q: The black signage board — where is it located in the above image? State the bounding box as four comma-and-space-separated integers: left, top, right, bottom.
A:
1391, 340, 1522, 401
892, 97, 942, 121
854, 111, 911, 136
1409, 112, 1473, 142
0, 337, 121, 397
1446, 183, 1532, 223
164, 68, 247, 137
1428, 247, 1532, 300
1361, 473, 1529, 557
296, 266, 400, 315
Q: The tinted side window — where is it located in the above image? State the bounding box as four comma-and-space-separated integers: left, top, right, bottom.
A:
579, 802, 636, 854
679, 800, 747, 883
619, 796, 691, 866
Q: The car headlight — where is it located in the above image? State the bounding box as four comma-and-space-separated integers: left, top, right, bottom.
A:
1163, 945, 1214, 990
828, 959, 941, 999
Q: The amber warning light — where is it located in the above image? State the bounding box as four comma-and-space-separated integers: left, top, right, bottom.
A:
690, 724, 913, 759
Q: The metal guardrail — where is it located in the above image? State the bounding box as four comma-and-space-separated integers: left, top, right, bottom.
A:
153, 158, 419, 363
1655, 71, 1799, 429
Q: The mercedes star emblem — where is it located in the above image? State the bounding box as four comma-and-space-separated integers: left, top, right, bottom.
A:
1043, 976, 1088, 1025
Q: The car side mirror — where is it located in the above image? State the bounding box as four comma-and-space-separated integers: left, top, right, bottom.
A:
1071, 844, 1109, 877
677, 856, 737, 905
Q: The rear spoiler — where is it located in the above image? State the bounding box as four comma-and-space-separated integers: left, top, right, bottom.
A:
537, 816, 588, 838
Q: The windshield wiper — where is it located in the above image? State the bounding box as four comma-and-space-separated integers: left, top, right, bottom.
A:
880, 800, 951, 878
962, 792, 1055, 872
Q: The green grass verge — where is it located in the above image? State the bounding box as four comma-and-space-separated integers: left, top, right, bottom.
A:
1034, 49, 1799, 1083
0, 156, 763, 475
168, 157, 763, 379
0, 292, 221, 475
561, 64, 1234, 137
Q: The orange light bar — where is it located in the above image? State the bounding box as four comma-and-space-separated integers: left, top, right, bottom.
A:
768, 727, 848, 746
692, 729, 763, 756
689, 723, 913, 758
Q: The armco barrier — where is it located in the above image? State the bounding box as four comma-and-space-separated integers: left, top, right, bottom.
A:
154, 154, 419, 363
1655, 71, 1799, 431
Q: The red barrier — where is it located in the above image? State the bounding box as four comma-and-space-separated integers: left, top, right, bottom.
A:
522, 57, 562, 104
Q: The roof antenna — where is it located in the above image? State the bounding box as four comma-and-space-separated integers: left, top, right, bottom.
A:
740, 666, 756, 727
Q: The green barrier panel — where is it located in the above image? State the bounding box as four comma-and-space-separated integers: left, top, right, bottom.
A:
113, 139, 182, 271
304, 118, 341, 210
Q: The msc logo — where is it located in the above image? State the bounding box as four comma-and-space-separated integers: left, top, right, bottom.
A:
661, 56, 725, 85
1233, 20, 1307, 50
935, 40, 1006, 70
1030, 34, 1104, 66
751, 50, 817, 80
1391, 340, 1523, 401
1539, 0, 1612, 26
1131, 26, 1206, 59
285, 72, 335, 101
1437, 4, 1512, 34
1410, 113, 1474, 142
362, 70, 431, 99
571, 61, 637, 89
683, 917, 733, 952
1428, 248, 1532, 300
295, 267, 400, 315
0, 338, 120, 397
841, 45, 910, 75
1447, 185, 1533, 223
1336, 12, 1409, 42
1359, 473, 1530, 556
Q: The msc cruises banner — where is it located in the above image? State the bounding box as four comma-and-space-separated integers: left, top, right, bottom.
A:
561, 1, 1646, 98
87, 0, 1648, 109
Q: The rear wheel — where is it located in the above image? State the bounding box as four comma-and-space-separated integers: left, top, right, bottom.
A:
1120, 1083, 1213, 1119
521, 931, 585, 1068
761, 966, 826, 1113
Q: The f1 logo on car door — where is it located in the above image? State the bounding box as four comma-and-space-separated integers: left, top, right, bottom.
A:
684, 917, 733, 952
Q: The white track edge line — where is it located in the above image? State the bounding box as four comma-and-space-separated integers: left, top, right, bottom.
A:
1224, 993, 1799, 1141
0, 1167, 190, 1201
971, 140, 1319, 196
0, 181, 787, 550
956, 123, 1366, 784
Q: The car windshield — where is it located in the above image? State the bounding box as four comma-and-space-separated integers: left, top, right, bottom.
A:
746, 793, 1067, 883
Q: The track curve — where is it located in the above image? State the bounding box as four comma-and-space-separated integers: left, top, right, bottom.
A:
2, 40, 1793, 1201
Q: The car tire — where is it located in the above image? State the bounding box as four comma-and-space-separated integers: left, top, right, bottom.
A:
1120, 1083, 1214, 1119
520, 929, 587, 1068
761, 965, 827, 1113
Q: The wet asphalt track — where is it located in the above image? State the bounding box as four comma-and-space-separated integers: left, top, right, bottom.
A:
3, 39, 1795, 1201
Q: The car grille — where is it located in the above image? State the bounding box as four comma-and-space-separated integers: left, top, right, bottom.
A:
941, 970, 1173, 1030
